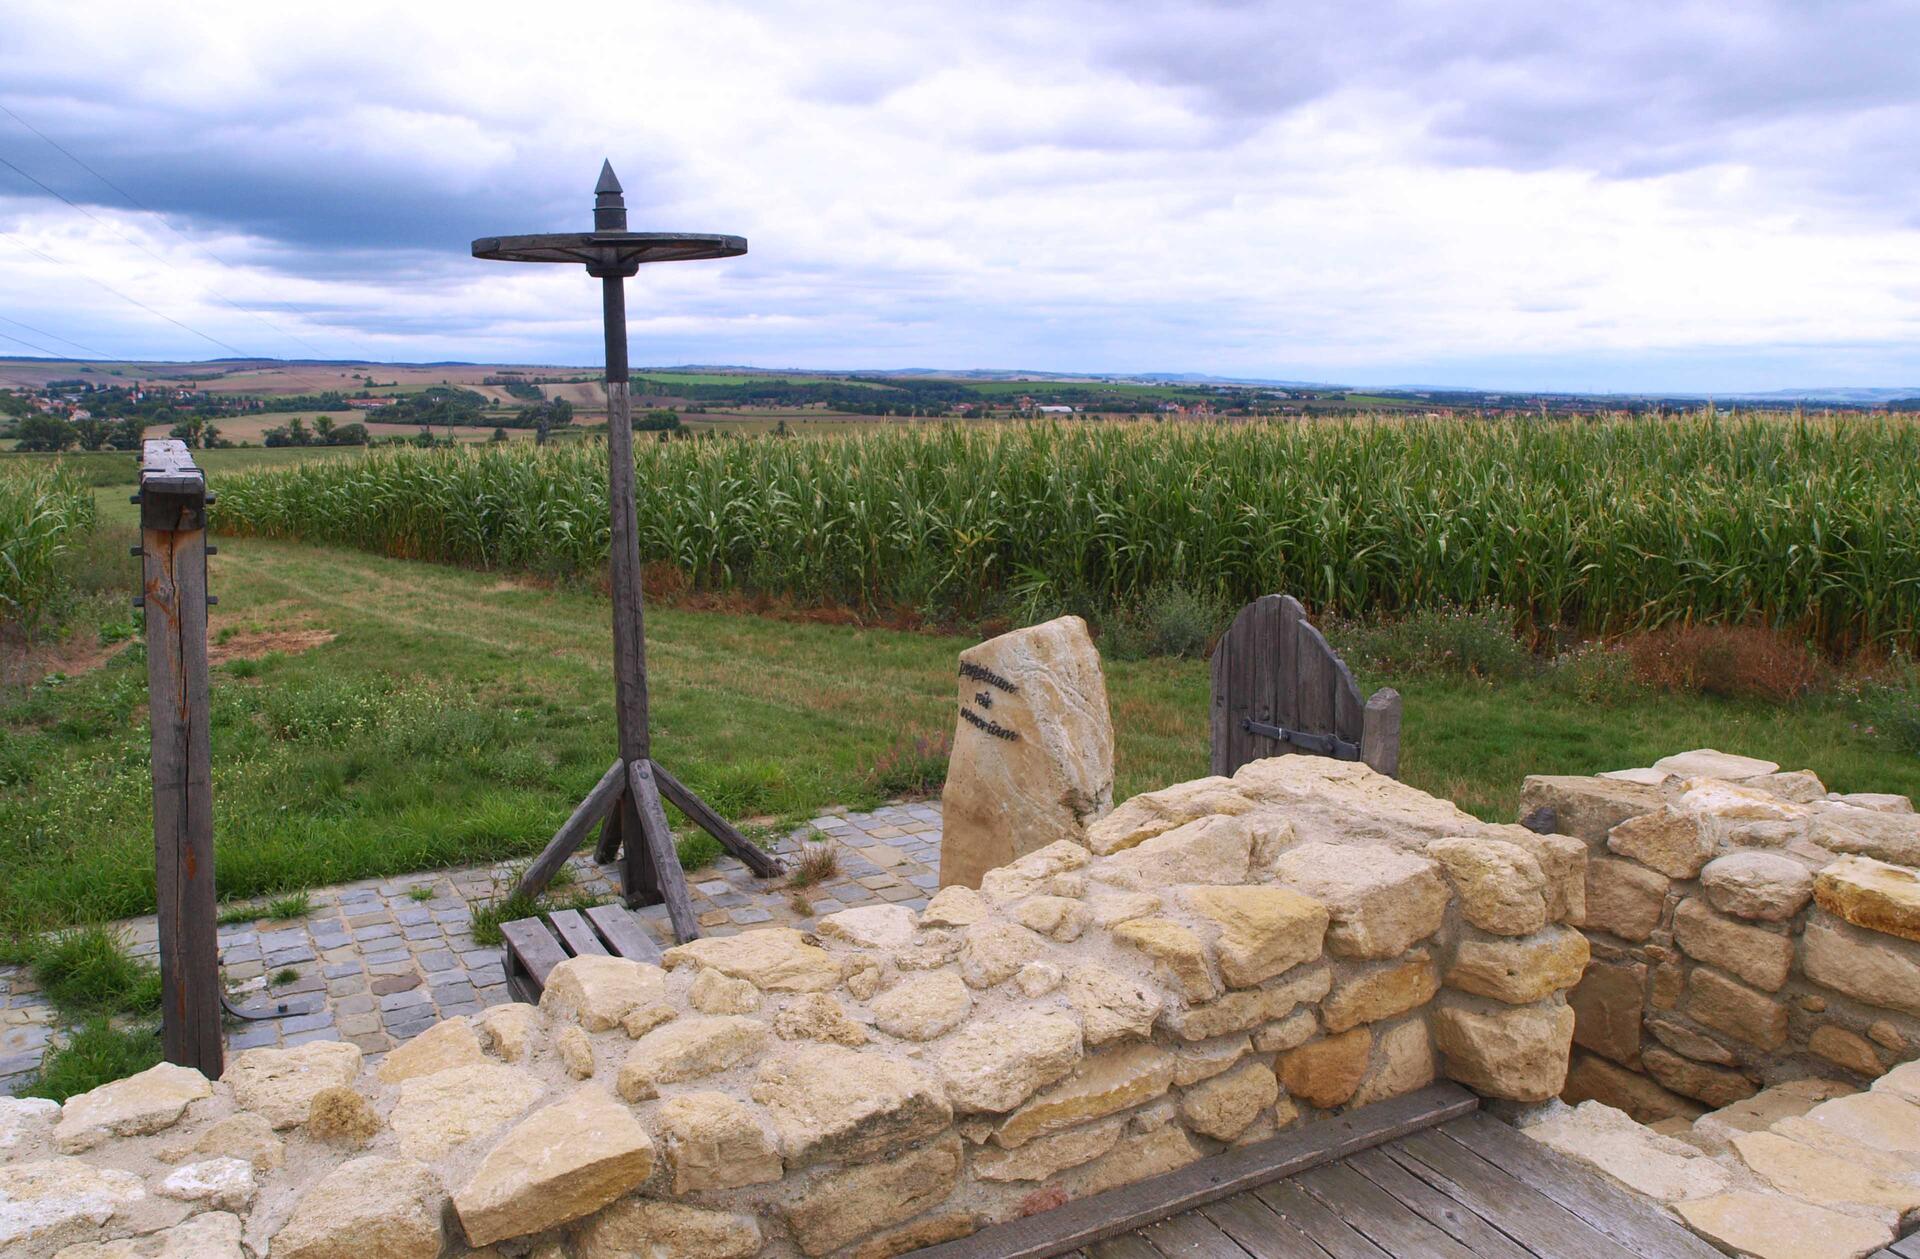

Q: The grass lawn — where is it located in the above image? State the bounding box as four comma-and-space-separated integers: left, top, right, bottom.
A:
3, 453, 1916, 949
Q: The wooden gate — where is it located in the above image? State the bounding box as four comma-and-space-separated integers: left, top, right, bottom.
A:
1210, 594, 1402, 778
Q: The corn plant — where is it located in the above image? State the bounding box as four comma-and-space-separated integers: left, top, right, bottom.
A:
0, 463, 98, 631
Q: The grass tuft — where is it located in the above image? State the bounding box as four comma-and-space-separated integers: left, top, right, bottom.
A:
264, 891, 311, 921
22, 1017, 161, 1102
785, 843, 840, 890
30, 926, 161, 1017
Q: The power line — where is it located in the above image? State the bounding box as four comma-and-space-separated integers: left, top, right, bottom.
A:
0, 228, 258, 358
0, 325, 65, 357
0, 311, 110, 358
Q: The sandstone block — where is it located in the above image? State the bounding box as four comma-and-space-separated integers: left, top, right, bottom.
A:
1517, 775, 1664, 844
1277, 1028, 1372, 1109
994, 1042, 1176, 1148
1803, 917, 1920, 1017
474, 1001, 540, 1062
957, 919, 1047, 989
157, 1111, 282, 1172
1088, 776, 1256, 855
375, 1015, 483, 1082
1809, 808, 1920, 867
773, 992, 869, 1046
1269, 842, 1448, 959
1180, 1060, 1279, 1140
1524, 1100, 1731, 1204
1169, 1034, 1251, 1086
621, 1003, 678, 1038
573, 1200, 760, 1259
1089, 889, 1163, 928
1647, 1017, 1737, 1066
391, 1062, 544, 1159
1732, 1130, 1920, 1217
1099, 814, 1253, 890
1446, 926, 1589, 1004
1066, 963, 1162, 1045
1431, 996, 1574, 1102
155, 1156, 253, 1213
819, 904, 920, 950
1641, 1045, 1756, 1108
52, 1211, 244, 1258
1351, 1017, 1437, 1107
871, 971, 972, 1041
1752, 769, 1828, 802
616, 1015, 770, 1101
979, 840, 1091, 901
556, 1024, 596, 1079
848, 1213, 978, 1259
689, 968, 761, 1015
1014, 895, 1091, 941
1159, 964, 1331, 1041
1814, 854, 1920, 943
1321, 954, 1439, 1033
1561, 1050, 1702, 1124
1673, 897, 1793, 991
937, 1012, 1083, 1113
657, 1092, 782, 1193
921, 884, 989, 927
1832, 792, 1915, 814
274, 1155, 443, 1259
1427, 837, 1548, 935
454, 1088, 654, 1248
1113, 916, 1218, 1000
1805, 1091, 1920, 1155
1654, 748, 1779, 779
1181, 885, 1328, 988
0, 1097, 57, 1154
1700, 850, 1815, 921
786, 1135, 962, 1257
1692, 1079, 1853, 1150
1608, 806, 1715, 879
1568, 960, 1645, 1066
1482, 823, 1588, 924
1075, 1124, 1204, 1195
752, 1044, 950, 1166
939, 616, 1114, 888
1253, 1008, 1319, 1053
1679, 777, 1808, 822
539, 955, 668, 1031
223, 1040, 361, 1130
974, 1117, 1124, 1181
53, 1062, 210, 1153
662, 928, 841, 992
1583, 857, 1668, 942
1873, 1059, 1920, 1104
1675, 1192, 1891, 1259
1811, 1024, 1884, 1077
0, 1157, 143, 1256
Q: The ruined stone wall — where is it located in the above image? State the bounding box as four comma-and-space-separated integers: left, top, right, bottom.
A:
0, 756, 1600, 1259
1520, 748, 1920, 1124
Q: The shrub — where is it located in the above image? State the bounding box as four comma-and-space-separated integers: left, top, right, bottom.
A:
1104, 585, 1223, 660
1854, 656, 1920, 756
1328, 604, 1535, 682
1544, 641, 1641, 706
1626, 624, 1826, 703
866, 731, 951, 799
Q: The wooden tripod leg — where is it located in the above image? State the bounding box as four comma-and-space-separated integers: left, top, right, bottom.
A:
626, 759, 701, 941
651, 760, 782, 878
593, 801, 623, 865
513, 759, 625, 901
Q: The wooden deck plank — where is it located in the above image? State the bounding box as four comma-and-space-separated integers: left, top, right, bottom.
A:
498, 918, 568, 1003
1199, 1192, 1336, 1259
547, 908, 609, 958
1294, 1163, 1480, 1259
1140, 1212, 1251, 1257
1435, 1114, 1723, 1259
1089, 1238, 1163, 1259
1248, 1181, 1389, 1259
1344, 1146, 1535, 1259
1386, 1129, 1637, 1259
584, 903, 663, 963
912, 1084, 1478, 1259
1885, 1234, 1920, 1259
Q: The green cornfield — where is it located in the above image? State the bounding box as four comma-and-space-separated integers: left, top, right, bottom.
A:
0, 463, 98, 631
210, 415, 1920, 649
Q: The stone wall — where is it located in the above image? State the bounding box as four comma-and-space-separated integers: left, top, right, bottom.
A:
1519, 748, 1920, 1125
0, 756, 1595, 1259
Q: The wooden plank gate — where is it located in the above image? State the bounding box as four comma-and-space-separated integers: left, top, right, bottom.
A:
1210, 594, 1401, 779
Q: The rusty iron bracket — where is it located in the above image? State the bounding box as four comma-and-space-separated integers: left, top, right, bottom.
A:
1242, 719, 1360, 761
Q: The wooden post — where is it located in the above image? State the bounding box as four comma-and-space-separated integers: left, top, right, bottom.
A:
139, 439, 222, 1078
1361, 688, 1403, 778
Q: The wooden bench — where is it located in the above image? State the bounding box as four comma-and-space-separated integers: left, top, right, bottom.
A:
500, 904, 664, 1004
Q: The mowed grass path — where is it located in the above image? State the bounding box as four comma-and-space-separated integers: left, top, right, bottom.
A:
3, 477, 1917, 943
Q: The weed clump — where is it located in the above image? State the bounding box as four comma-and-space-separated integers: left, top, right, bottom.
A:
786, 843, 840, 890
1627, 625, 1826, 702
1330, 604, 1536, 682
1103, 586, 1223, 660
30, 925, 161, 1017
22, 1017, 161, 1102
866, 731, 950, 800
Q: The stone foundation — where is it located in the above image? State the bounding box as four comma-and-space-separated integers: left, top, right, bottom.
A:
1, 756, 1593, 1258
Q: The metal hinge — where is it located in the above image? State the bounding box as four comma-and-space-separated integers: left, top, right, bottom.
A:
1243, 719, 1360, 760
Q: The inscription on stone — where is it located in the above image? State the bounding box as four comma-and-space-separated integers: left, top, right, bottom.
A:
961, 706, 1020, 741
960, 660, 1020, 694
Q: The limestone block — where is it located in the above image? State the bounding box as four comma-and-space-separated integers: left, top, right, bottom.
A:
53, 1062, 210, 1153
1113, 916, 1218, 1000
52, 1211, 245, 1259
921, 885, 989, 927
1583, 857, 1669, 942
1607, 807, 1715, 880
274, 1155, 443, 1259
785, 1135, 963, 1257
1561, 1051, 1701, 1124
939, 616, 1114, 889
1321, 954, 1439, 1034
615, 1016, 770, 1102
1013, 895, 1091, 942
0, 1097, 57, 1154
391, 1062, 543, 1159
1159, 964, 1331, 1041
1180, 885, 1329, 988
957, 919, 1046, 989
156, 1111, 282, 1172
1088, 777, 1256, 855
1675, 1192, 1891, 1259
1180, 1060, 1279, 1140
1524, 1101, 1731, 1203
871, 971, 972, 1042
751, 1044, 951, 1166
474, 1002, 540, 1062
978, 840, 1091, 902
305, 1085, 381, 1146
1446, 926, 1589, 1005
1277, 1028, 1372, 1109
1732, 1130, 1920, 1217
662, 928, 840, 992
1654, 748, 1779, 779
1168, 1034, 1251, 1086
1804, 1091, 1920, 1155
1641, 1045, 1756, 1108
1700, 850, 1815, 921
1814, 854, 1920, 943
1351, 1018, 1437, 1107
1803, 917, 1920, 1018
1066, 963, 1162, 1046
223, 1040, 361, 1130
1269, 842, 1449, 959
1517, 774, 1664, 844
819, 904, 920, 950
155, 1156, 253, 1213
1672, 897, 1793, 992
689, 969, 761, 1015
539, 955, 668, 1031
454, 1089, 655, 1248
1075, 1125, 1203, 1195
773, 992, 869, 1046
1430, 995, 1574, 1102
573, 1200, 760, 1259
1810, 1024, 1884, 1077
1427, 837, 1548, 936
973, 1117, 1124, 1181
0, 1157, 143, 1256
1098, 814, 1253, 890
656, 1092, 781, 1193
994, 1042, 1176, 1148
1568, 960, 1645, 1066
936, 1012, 1083, 1113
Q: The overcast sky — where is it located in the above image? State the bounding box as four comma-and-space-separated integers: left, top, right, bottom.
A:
2, 0, 1918, 392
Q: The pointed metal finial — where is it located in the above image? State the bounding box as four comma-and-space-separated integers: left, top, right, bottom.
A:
594, 160, 627, 231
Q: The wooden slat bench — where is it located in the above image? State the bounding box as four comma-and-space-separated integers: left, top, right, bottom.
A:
500, 904, 664, 1004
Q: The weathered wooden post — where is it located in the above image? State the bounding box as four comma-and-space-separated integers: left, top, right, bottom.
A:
473, 163, 774, 940
136, 438, 222, 1077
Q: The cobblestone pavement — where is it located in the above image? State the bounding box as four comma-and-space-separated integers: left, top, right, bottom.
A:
0, 801, 941, 1092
